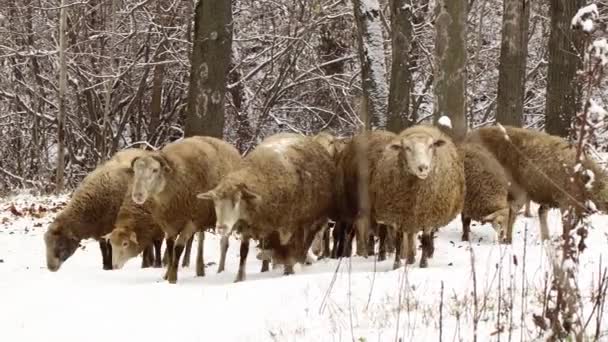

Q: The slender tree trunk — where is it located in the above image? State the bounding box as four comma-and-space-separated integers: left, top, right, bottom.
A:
184, 0, 233, 138
387, 0, 413, 133
352, 0, 389, 129
496, 0, 530, 127
433, 0, 468, 140
56, 0, 67, 193
544, 0, 584, 137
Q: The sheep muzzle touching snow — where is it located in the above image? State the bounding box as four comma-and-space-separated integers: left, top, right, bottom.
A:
104, 228, 139, 269
387, 133, 446, 180
131, 155, 172, 205
44, 224, 80, 272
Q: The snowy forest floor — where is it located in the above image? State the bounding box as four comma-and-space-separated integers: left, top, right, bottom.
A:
1, 192, 608, 342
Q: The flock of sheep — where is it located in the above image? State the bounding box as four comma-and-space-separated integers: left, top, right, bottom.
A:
43, 120, 608, 283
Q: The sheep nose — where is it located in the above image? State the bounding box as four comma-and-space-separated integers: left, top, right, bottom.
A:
418, 165, 429, 173
216, 224, 228, 234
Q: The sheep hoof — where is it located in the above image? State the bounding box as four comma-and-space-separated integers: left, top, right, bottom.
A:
419, 259, 428, 268
196, 267, 205, 277
378, 253, 386, 262
234, 273, 245, 282
393, 261, 402, 270
103, 264, 112, 271
406, 256, 416, 265
217, 266, 225, 273
461, 235, 469, 242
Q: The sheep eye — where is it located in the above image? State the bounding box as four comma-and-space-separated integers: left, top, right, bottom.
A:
122, 241, 129, 248
152, 168, 159, 174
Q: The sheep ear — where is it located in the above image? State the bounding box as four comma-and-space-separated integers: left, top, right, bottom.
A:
197, 190, 217, 201
153, 154, 173, 173
102, 232, 112, 241
433, 139, 446, 148
129, 231, 138, 244
388, 142, 402, 151
240, 186, 261, 204
130, 156, 140, 170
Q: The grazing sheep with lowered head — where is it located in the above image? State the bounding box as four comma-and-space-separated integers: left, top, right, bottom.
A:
371, 125, 465, 269
44, 148, 150, 271
127, 136, 242, 283
198, 133, 335, 282
466, 125, 608, 241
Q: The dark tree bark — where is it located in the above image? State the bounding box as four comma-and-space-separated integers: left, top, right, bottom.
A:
56, 0, 67, 193
434, 0, 468, 140
352, 0, 389, 129
185, 0, 233, 138
496, 0, 530, 127
387, 0, 414, 133
544, 0, 584, 138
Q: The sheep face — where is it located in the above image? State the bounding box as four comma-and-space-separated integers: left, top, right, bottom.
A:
44, 224, 80, 272
131, 155, 171, 205
197, 184, 261, 237
388, 134, 446, 179
105, 228, 140, 269
481, 208, 509, 240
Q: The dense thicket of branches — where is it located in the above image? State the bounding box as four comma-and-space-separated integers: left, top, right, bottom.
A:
0, 0, 587, 192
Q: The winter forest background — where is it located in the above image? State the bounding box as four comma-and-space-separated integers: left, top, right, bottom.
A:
0, 0, 607, 192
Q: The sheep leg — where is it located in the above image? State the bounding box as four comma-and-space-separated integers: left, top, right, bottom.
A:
461, 216, 471, 242
162, 238, 170, 267
354, 216, 369, 257
141, 246, 153, 268
235, 236, 250, 282
321, 226, 331, 259
100, 240, 112, 270
393, 230, 403, 270
261, 259, 270, 272
378, 224, 387, 261
162, 237, 175, 281
406, 233, 416, 265
419, 233, 432, 268
195, 231, 205, 277
181, 235, 194, 268
167, 224, 198, 284
539, 204, 550, 241
218, 235, 229, 273
524, 200, 532, 217
153, 239, 162, 268
427, 230, 435, 259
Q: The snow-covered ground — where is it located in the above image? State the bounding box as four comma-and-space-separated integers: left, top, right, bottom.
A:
1, 193, 607, 342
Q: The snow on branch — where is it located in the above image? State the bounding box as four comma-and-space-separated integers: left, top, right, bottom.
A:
571, 4, 599, 33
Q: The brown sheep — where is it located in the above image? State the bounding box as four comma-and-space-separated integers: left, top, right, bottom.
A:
197, 133, 335, 282
335, 130, 396, 259
459, 142, 513, 242
466, 125, 608, 241
371, 125, 465, 269
44, 148, 151, 271
104, 196, 165, 269
127, 136, 242, 284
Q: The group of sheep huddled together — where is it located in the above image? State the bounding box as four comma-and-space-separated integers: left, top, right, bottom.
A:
43, 120, 608, 283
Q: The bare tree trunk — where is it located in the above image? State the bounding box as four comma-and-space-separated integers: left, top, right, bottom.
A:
433, 0, 468, 140
544, 0, 584, 137
496, 0, 530, 127
185, 0, 233, 138
352, 0, 389, 129
55, 0, 67, 194
387, 0, 413, 133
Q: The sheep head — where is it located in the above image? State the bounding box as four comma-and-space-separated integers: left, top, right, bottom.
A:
44, 220, 80, 272
104, 227, 140, 269
387, 133, 446, 180
197, 182, 261, 237
481, 207, 510, 240
131, 153, 173, 205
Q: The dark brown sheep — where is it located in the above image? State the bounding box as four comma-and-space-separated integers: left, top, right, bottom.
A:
198, 133, 335, 282
127, 136, 242, 284
371, 125, 465, 269
44, 148, 150, 271
466, 125, 608, 240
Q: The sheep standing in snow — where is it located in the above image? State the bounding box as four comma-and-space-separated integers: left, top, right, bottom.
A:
127, 136, 242, 284
44, 148, 153, 271
335, 130, 396, 259
372, 125, 465, 268
459, 142, 516, 243
197, 133, 335, 282
466, 126, 608, 241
